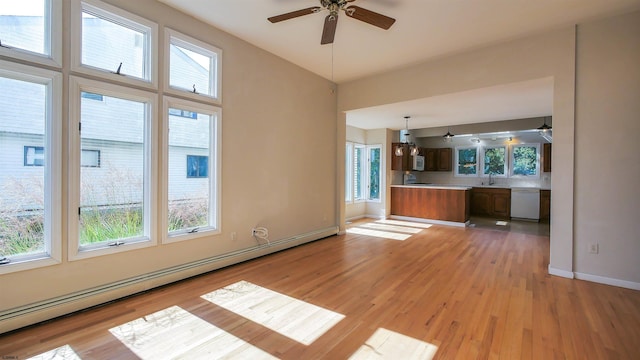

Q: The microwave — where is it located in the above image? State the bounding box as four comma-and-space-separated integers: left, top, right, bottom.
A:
413, 155, 425, 171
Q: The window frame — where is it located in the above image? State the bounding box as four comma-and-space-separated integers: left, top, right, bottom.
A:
70, 0, 158, 89
67, 75, 158, 261
0, 0, 62, 67
0, 60, 62, 275
345, 143, 383, 203
164, 28, 222, 104
510, 143, 541, 178
454, 145, 479, 177
161, 96, 221, 243
481, 145, 508, 178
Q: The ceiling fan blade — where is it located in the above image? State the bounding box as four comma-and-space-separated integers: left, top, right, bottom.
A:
345, 5, 396, 30
321, 14, 338, 45
268, 7, 321, 23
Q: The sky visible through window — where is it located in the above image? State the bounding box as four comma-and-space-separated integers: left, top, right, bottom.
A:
0, 0, 44, 16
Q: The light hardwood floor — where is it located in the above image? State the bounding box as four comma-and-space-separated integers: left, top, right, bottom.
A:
1, 219, 639, 359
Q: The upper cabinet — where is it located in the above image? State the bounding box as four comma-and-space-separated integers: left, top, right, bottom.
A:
425, 147, 452, 172
543, 143, 552, 172
391, 143, 412, 171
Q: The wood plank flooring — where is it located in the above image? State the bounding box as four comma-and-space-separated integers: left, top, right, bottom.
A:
1, 219, 639, 359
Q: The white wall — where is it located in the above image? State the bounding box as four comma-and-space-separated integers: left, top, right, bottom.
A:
0, 0, 337, 332
573, 10, 640, 286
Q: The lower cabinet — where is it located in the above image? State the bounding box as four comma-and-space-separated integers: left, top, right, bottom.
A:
471, 187, 511, 219
540, 190, 551, 222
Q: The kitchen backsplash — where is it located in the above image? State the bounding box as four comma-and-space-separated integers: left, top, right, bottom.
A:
413, 171, 551, 189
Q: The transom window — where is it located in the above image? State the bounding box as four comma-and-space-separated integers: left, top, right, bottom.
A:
166, 28, 222, 102
71, 0, 157, 87
0, 0, 61, 65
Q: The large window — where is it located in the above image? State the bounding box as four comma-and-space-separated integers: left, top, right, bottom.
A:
68, 76, 157, 259
455, 146, 478, 176
163, 97, 220, 242
346, 143, 382, 203
71, 0, 157, 87
0, 60, 61, 273
165, 28, 222, 103
0, 0, 61, 66
511, 143, 540, 177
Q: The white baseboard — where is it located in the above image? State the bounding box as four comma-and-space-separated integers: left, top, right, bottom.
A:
388, 215, 469, 228
0, 226, 338, 334
548, 265, 575, 279
574, 272, 640, 290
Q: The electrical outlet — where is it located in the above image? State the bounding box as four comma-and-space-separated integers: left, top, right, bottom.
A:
231, 232, 237, 241
588, 243, 599, 254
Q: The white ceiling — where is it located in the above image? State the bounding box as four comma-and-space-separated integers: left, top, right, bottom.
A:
158, 0, 640, 130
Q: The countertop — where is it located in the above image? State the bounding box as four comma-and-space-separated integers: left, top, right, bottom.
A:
392, 184, 551, 191
391, 184, 472, 190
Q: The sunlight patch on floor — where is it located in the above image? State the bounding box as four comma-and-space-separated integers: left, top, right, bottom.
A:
357, 222, 424, 234
28, 345, 81, 360
347, 226, 413, 240
201, 280, 344, 346
109, 305, 277, 359
375, 219, 434, 229
348, 328, 438, 360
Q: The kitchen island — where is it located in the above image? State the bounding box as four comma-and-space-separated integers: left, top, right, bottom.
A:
390, 185, 472, 226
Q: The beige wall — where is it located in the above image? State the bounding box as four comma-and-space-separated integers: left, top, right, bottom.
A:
0, 0, 337, 332
574, 10, 640, 285
338, 25, 577, 278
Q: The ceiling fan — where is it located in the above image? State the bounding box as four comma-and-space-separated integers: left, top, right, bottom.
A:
268, 0, 396, 45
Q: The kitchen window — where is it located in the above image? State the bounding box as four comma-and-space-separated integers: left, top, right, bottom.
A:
0, 0, 62, 66
165, 28, 222, 103
482, 145, 507, 177
511, 143, 540, 177
345, 143, 382, 203
455, 146, 478, 176
0, 60, 62, 274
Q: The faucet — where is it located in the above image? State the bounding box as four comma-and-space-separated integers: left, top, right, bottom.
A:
489, 172, 495, 185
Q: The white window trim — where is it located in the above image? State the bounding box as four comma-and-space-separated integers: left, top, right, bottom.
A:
164, 28, 222, 104
0, 0, 62, 68
68, 76, 158, 261
345, 142, 353, 202
454, 145, 479, 177
161, 96, 222, 244
366, 144, 383, 203
0, 60, 62, 275
480, 145, 508, 178
70, 0, 158, 89
510, 143, 541, 178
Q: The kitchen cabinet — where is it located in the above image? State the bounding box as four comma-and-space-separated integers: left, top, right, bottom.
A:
471, 187, 511, 219
425, 147, 452, 171
391, 143, 423, 171
540, 190, 551, 222
543, 143, 552, 172
391, 186, 470, 223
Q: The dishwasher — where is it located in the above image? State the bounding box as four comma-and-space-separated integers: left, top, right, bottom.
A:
510, 188, 540, 221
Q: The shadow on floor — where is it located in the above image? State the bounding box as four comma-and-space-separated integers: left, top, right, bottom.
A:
468, 216, 550, 236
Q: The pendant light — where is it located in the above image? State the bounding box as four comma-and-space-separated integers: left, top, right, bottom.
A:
538, 116, 552, 132
395, 116, 418, 156
442, 127, 455, 142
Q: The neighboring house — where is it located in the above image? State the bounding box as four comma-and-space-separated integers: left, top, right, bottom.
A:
0, 15, 210, 212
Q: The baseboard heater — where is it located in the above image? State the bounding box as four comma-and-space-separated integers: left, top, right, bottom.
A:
0, 226, 338, 327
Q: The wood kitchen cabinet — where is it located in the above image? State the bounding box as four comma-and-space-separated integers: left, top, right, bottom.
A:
391, 186, 470, 223
543, 143, 552, 172
540, 190, 551, 222
425, 147, 452, 171
471, 187, 511, 219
